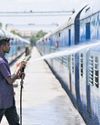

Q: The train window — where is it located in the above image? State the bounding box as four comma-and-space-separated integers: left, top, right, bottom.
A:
95, 83, 99, 88
95, 57, 98, 62
80, 53, 84, 77
91, 74, 93, 77
62, 56, 67, 66
71, 55, 74, 73
95, 77, 99, 82
94, 56, 99, 88
91, 70, 93, 74
81, 69, 83, 72
81, 53, 83, 57
91, 77, 93, 80
86, 22, 90, 40
90, 56, 93, 59
97, 14, 99, 39
95, 64, 98, 69
95, 76, 99, 88
68, 29, 71, 46
59, 33, 60, 37
89, 79, 93, 85
90, 56, 93, 62
89, 55, 94, 85
81, 69, 83, 77
95, 71, 98, 76
91, 14, 99, 39
70, 56, 73, 72
99, 13, 100, 38
89, 67, 93, 71
81, 63, 83, 68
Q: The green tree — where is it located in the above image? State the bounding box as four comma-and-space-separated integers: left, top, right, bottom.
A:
30, 30, 47, 46
0, 22, 2, 28
11, 30, 21, 37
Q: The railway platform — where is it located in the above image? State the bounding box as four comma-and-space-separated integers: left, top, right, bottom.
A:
1, 47, 86, 125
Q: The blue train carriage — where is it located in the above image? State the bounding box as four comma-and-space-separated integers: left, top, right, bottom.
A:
36, 38, 44, 55
36, 6, 87, 102
87, 46, 100, 125
65, 15, 76, 99
45, 20, 75, 92
14, 35, 25, 57
54, 6, 88, 107
50, 6, 90, 106
61, 5, 89, 108
36, 1, 100, 124
78, 44, 100, 125
73, 2, 99, 102
3, 31, 30, 63
77, 5, 95, 119
43, 32, 52, 55
37, 32, 51, 56
20, 37, 31, 56
78, 2, 100, 124
57, 16, 75, 98
80, 1, 100, 43
78, 48, 91, 120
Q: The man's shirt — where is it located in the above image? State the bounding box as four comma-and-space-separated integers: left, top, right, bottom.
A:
0, 52, 14, 109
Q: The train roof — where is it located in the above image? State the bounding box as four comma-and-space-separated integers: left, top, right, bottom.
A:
49, 5, 89, 37
51, 14, 75, 34
43, 32, 51, 39
0, 29, 30, 44
80, 0, 100, 20
0, 29, 6, 39
21, 38, 30, 44
14, 35, 30, 44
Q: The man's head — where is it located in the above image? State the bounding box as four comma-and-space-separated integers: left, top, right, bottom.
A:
0, 38, 10, 53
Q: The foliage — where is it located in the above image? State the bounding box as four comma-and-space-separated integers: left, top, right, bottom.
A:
11, 30, 21, 37
30, 30, 47, 46
0, 22, 2, 28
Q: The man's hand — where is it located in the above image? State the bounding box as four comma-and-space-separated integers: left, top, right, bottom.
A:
16, 71, 25, 79
16, 61, 26, 72
5, 61, 27, 85
15, 61, 27, 79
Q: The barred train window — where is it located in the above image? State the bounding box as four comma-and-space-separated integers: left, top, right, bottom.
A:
94, 56, 99, 88
89, 56, 94, 85
80, 53, 83, 77
72, 55, 74, 73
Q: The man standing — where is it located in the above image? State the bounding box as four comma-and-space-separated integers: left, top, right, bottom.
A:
0, 38, 25, 125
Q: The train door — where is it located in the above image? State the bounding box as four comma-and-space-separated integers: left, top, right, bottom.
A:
68, 55, 72, 91
74, 14, 81, 103
79, 51, 88, 115
88, 51, 100, 124
70, 54, 76, 99
68, 27, 75, 94
67, 28, 73, 91
61, 56, 70, 88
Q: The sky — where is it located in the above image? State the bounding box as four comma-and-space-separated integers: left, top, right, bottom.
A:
0, 0, 77, 11
0, 0, 98, 32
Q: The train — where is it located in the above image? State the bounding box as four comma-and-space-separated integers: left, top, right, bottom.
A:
0, 29, 30, 64
36, 1, 100, 125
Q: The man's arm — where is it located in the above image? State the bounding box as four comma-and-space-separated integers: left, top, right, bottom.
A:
6, 73, 20, 85
0, 62, 25, 85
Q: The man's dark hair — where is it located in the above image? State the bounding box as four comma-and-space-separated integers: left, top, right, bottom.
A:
0, 38, 10, 46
